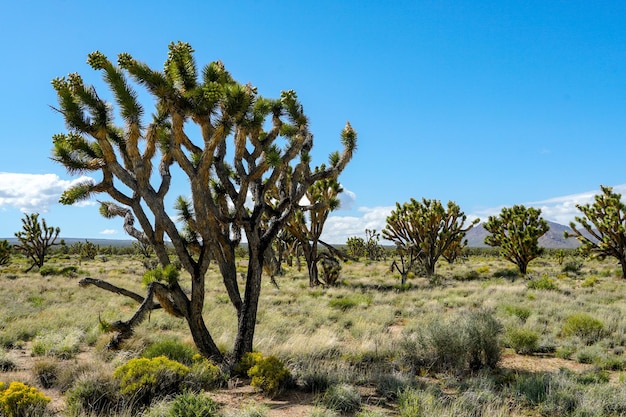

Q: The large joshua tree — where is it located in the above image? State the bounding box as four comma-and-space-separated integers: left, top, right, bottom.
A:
383, 198, 478, 278
484, 205, 549, 275
566, 185, 626, 278
51, 42, 356, 364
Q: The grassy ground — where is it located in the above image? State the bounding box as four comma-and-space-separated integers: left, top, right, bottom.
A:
1, 250, 625, 416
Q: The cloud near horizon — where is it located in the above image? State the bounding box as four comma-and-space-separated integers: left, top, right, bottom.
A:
0, 172, 95, 213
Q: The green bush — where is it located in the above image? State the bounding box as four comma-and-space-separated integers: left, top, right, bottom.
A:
513, 373, 550, 405
504, 305, 532, 322
527, 275, 559, 291
184, 356, 225, 391
32, 360, 58, 389
581, 276, 599, 288
562, 313, 605, 345
506, 328, 539, 355
321, 383, 362, 414
168, 392, 218, 417
65, 373, 122, 416
248, 355, 291, 397
404, 309, 503, 374
0, 349, 17, 372
562, 260, 583, 274
142, 338, 196, 365
0, 381, 50, 417
31, 328, 84, 359
234, 352, 264, 377
328, 294, 372, 311
113, 356, 190, 404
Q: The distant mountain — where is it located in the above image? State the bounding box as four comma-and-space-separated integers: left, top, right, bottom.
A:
465, 220, 582, 249
2, 237, 136, 248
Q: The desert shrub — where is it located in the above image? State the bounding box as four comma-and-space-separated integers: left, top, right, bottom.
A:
38, 265, 79, 277
142, 338, 196, 365
0, 381, 50, 417
222, 403, 270, 417
248, 355, 291, 397
183, 356, 225, 391
234, 352, 264, 377
538, 372, 580, 416
513, 373, 550, 405
576, 369, 610, 384
492, 268, 519, 280
562, 313, 605, 345
328, 294, 372, 311
527, 275, 559, 291
398, 389, 425, 417
31, 328, 84, 359
374, 372, 412, 400
503, 305, 532, 322
65, 372, 123, 416
297, 368, 337, 394
506, 327, 539, 355
0, 349, 17, 372
32, 360, 58, 389
581, 276, 599, 288
168, 391, 218, 417
403, 309, 503, 374
562, 260, 584, 274
453, 270, 480, 281
464, 309, 503, 370
113, 356, 190, 404
321, 383, 362, 414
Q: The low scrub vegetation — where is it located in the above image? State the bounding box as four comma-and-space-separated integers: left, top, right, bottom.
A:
0, 250, 625, 416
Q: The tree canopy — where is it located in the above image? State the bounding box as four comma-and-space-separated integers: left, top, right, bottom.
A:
383, 198, 478, 279
484, 205, 548, 275
51, 41, 356, 364
566, 185, 626, 278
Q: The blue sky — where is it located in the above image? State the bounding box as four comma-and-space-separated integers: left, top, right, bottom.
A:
1, 1, 626, 243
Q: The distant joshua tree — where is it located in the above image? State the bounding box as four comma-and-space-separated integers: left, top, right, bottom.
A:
484, 205, 549, 275
14, 213, 60, 272
384, 198, 477, 278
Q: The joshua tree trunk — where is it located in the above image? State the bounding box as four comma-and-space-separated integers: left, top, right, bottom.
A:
233, 232, 267, 363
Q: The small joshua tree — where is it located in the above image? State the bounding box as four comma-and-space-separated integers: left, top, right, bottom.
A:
0, 240, 12, 266
14, 213, 60, 272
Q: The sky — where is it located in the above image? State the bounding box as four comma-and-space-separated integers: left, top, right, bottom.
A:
1, 1, 626, 244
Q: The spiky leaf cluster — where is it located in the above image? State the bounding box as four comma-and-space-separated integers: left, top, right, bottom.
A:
484, 205, 548, 274
0, 240, 11, 266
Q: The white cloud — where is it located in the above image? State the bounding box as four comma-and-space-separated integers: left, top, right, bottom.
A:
100, 229, 117, 235
338, 187, 356, 211
472, 184, 626, 226
0, 172, 96, 213
321, 206, 393, 244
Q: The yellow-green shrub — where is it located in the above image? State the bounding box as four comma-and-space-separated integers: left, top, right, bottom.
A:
234, 352, 290, 397
234, 352, 263, 377
248, 355, 290, 397
0, 381, 50, 417
113, 356, 189, 404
